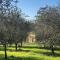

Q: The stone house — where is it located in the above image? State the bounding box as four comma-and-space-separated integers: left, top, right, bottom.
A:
26, 32, 36, 43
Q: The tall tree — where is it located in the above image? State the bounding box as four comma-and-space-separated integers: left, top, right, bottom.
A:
35, 6, 60, 54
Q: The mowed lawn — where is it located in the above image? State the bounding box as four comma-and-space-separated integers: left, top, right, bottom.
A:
0, 43, 60, 60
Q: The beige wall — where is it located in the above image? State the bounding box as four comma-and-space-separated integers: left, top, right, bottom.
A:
26, 32, 36, 43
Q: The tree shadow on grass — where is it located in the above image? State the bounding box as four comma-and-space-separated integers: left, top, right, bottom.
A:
7, 48, 31, 52
0, 54, 43, 60
0, 47, 31, 52
0, 45, 39, 52
22, 46, 39, 48
0, 51, 40, 60
0, 55, 38, 60
35, 51, 60, 57
39, 47, 60, 51
8, 56, 39, 60
9, 46, 39, 49
18, 48, 31, 52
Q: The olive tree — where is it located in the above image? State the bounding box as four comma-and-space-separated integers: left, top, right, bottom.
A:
35, 6, 60, 54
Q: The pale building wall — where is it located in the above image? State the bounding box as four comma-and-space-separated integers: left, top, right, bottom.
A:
26, 32, 36, 43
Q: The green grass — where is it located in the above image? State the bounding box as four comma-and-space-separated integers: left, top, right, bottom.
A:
0, 43, 60, 60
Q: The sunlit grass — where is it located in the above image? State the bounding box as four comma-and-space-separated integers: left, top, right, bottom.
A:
0, 44, 60, 60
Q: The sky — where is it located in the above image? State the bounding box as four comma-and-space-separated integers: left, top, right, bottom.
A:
17, 0, 59, 20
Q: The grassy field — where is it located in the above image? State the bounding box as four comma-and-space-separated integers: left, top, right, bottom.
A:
0, 43, 60, 60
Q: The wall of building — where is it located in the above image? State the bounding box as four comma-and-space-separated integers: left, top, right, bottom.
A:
26, 32, 36, 43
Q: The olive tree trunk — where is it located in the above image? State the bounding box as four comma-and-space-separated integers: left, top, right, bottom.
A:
4, 44, 7, 59
15, 43, 18, 51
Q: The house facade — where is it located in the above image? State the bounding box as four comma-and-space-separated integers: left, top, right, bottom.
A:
26, 32, 36, 43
